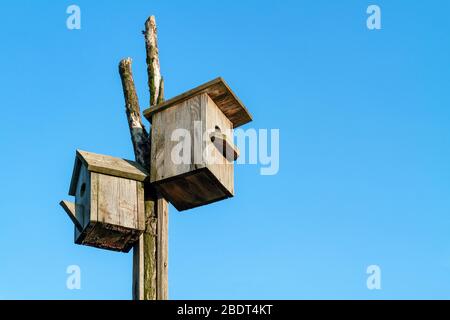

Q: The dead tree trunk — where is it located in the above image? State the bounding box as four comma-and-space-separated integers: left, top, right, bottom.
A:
118, 15, 168, 300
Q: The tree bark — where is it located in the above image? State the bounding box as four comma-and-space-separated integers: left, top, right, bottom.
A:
144, 16, 162, 107
118, 58, 150, 169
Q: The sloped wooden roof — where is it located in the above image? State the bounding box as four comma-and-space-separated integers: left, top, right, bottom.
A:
143, 77, 252, 128
69, 150, 148, 196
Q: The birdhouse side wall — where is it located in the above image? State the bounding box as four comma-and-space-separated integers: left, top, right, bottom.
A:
204, 95, 234, 196
150, 94, 206, 183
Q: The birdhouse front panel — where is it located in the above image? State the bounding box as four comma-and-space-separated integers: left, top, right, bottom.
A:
76, 172, 145, 252
75, 163, 90, 232
96, 173, 142, 230
61, 150, 147, 253
145, 78, 252, 211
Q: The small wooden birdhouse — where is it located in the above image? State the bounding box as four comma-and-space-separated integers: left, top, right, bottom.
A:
143, 77, 252, 211
60, 150, 147, 252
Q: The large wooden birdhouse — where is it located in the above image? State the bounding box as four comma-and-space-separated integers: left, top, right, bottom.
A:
60, 150, 147, 252
143, 77, 252, 211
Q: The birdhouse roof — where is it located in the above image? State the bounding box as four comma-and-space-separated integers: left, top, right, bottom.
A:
143, 77, 253, 128
69, 150, 148, 196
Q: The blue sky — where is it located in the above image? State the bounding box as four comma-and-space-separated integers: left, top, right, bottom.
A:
1, 0, 450, 299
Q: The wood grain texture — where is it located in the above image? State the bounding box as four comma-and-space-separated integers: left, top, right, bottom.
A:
69, 169, 145, 252
90, 172, 99, 225
97, 174, 119, 226
75, 150, 148, 183
150, 93, 234, 210
136, 182, 146, 231
96, 173, 143, 231
75, 165, 90, 229
156, 196, 168, 299
74, 168, 95, 246
150, 95, 204, 183
204, 94, 234, 196
143, 77, 252, 128
66, 148, 148, 251
210, 131, 240, 161
132, 235, 144, 300
156, 169, 231, 211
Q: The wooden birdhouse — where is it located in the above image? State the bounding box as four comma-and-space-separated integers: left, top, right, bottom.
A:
60, 150, 147, 252
143, 77, 252, 211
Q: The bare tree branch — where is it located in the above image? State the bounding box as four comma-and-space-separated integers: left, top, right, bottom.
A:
144, 16, 162, 106
118, 58, 150, 169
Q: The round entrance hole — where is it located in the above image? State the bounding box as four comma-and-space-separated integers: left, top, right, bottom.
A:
80, 183, 86, 197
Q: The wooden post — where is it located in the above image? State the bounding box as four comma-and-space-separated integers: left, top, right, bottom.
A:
118, 15, 168, 300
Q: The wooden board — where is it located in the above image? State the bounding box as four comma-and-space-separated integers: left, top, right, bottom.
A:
97, 174, 141, 230
71, 171, 145, 252
60, 200, 83, 232
156, 168, 232, 211
69, 150, 148, 195
143, 77, 252, 128
204, 94, 234, 196
75, 165, 91, 229
156, 195, 168, 299
74, 168, 96, 246
81, 222, 142, 252
150, 93, 235, 210
150, 94, 205, 183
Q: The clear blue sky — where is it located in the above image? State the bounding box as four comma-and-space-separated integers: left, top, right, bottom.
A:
1, 0, 450, 299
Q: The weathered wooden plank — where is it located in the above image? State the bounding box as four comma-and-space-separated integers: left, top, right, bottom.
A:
119, 178, 139, 229
143, 77, 252, 128
97, 174, 121, 226
136, 182, 146, 231
76, 150, 148, 183
75, 165, 90, 229
156, 195, 168, 300
150, 113, 166, 183
210, 132, 240, 161
165, 98, 192, 178
59, 200, 83, 232
151, 95, 207, 184
96, 174, 139, 230
132, 235, 144, 300
190, 94, 203, 171
157, 169, 230, 211
204, 94, 234, 196
90, 172, 99, 224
